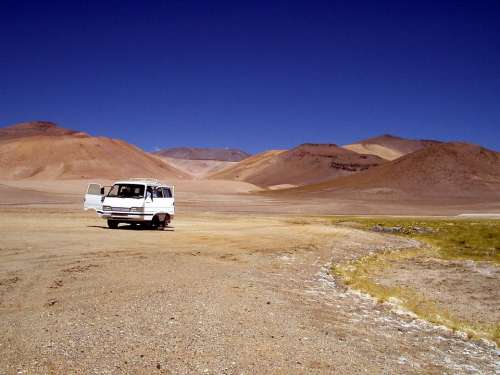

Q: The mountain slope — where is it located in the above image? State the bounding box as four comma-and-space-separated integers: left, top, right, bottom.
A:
154, 147, 250, 161
343, 134, 441, 160
0, 122, 190, 180
156, 156, 237, 178
209, 150, 286, 182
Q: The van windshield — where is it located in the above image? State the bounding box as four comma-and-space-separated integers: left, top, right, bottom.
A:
107, 184, 145, 199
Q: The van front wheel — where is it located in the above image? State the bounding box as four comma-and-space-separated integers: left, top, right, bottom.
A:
107, 220, 119, 229
151, 215, 161, 229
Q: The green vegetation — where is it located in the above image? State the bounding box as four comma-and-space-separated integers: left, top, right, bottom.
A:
332, 248, 499, 344
330, 217, 500, 344
330, 217, 500, 263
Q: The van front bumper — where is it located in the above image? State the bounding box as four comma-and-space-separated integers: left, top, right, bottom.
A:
97, 211, 154, 221
96, 211, 174, 222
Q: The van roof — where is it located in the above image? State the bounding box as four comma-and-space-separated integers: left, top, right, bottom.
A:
113, 179, 173, 187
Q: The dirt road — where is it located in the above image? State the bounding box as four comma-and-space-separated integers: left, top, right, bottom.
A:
0, 208, 497, 374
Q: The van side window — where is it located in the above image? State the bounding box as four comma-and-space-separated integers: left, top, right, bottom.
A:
154, 188, 163, 198
162, 188, 172, 198
87, 184, 102, 195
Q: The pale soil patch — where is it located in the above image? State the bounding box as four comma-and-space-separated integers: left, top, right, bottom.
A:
343, 143, 403, 160
268, 184, 298, 190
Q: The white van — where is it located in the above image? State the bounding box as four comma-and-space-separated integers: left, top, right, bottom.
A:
84, 178, 175, 229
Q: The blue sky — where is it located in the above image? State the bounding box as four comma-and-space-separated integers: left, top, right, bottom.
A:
1, 0, 499, 153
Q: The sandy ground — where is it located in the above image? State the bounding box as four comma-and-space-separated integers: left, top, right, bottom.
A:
2, 179, 500, 216
0, 180, 499, 374
0, 212, 498, 374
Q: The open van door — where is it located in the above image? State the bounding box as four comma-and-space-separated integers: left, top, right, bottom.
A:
84, 183, 103, 211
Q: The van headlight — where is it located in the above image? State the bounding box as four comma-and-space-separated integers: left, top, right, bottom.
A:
103, 206, 112, 211
130, 207, 144, 212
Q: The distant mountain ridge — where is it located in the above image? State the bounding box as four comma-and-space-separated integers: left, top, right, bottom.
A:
210, 143, 385, 187
2, 122, 498, 202
154, 147, 251, 161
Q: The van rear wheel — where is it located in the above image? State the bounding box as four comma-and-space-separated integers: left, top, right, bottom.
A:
107, 220, 119, 229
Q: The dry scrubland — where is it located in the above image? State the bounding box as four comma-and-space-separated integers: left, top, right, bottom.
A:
0, 181, 498, 374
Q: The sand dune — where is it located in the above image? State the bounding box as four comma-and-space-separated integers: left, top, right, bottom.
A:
344, 134, 441, 160
210, 144, 384, 187
154, 147, 250, 161
0, 122, 190, 180
280, 142, 500, 199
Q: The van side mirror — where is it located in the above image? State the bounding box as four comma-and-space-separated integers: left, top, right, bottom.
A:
100, 187, 105, 195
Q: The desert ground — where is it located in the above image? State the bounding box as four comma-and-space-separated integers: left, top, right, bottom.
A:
0, 180, 498, 374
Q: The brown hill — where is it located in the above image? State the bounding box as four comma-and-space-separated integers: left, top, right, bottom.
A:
0, 122, 190, 180
282, 142, 500, 199
209, 150, 286, 182
0, 121, 87, 139
210, 144, 384, 187
344, 134, 441, 160
154, 147, 250, 161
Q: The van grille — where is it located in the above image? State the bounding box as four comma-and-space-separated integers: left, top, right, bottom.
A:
111, 207, 130, 212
